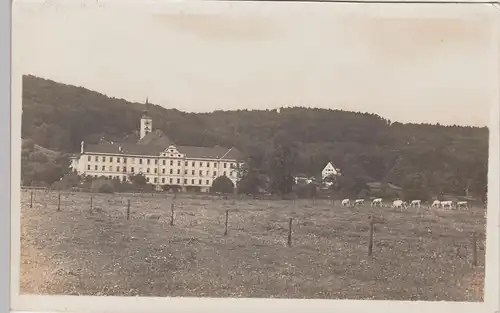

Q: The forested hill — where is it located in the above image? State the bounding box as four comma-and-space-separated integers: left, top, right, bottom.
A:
22, 75, 489, 197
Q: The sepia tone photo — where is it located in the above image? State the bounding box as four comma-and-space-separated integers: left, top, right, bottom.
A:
13, 0, 497, 306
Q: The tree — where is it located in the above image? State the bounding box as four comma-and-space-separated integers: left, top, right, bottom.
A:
268, 141, 297, 198
402, 173, 430, 201
211, 176, 235, 194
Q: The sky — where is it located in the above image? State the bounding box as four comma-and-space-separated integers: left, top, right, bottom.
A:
12, 1, 498, 127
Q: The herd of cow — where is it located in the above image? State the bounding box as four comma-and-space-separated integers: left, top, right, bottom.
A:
340, 198, 470, 210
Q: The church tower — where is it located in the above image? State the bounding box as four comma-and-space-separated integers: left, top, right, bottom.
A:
140, 98, 153, 139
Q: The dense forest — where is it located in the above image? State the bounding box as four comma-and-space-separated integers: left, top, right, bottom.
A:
21, 75, 489, 200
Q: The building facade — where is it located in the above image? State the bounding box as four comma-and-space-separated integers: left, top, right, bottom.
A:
321, 162, 341, 180
70, 111, 243, 192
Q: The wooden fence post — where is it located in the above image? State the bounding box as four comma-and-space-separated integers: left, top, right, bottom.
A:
472, 231, 477, 266
368, 218, 374, 256
57, 192, 61, 211
30, 191, 33, 208
170, 202, 175, 226
224, 210, 229, 236
287, 217, 293, 247
90, 196, 93, 212
127, 199, 131, 220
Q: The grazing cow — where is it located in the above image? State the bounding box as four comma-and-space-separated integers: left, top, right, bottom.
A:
440, 200, 454, 210
431, 200, 441, 208
354, 199, 365, 206
371, 198, 383, 207
409, 200, 421, 208
456, 201, 468, 209
341, 199, 351, 207
392, 199, 407, 209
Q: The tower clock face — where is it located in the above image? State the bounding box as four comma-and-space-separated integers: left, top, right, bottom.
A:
145, 121, 150, 126
144, 126, 150, 131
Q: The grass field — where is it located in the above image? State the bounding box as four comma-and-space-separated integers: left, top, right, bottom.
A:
19, 190, 486, 301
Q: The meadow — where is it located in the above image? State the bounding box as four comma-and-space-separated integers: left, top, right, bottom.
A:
20, 190, 486, 301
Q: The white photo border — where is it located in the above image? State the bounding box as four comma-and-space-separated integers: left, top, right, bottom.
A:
7, 1, 500, 313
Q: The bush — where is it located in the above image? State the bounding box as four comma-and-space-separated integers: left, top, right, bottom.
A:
211, 176, 235, 194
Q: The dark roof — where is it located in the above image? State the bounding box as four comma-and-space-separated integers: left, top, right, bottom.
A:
84, 141, 243, 160
137, 129, 174, 147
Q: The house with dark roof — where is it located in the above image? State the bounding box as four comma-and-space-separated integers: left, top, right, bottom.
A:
70, 107, 244, 192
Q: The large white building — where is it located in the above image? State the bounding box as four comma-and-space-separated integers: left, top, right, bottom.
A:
70, 110, 243, 192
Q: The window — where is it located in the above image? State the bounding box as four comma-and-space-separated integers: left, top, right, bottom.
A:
110, 157, 113, 162
162, 160, 166, 165
139, 159, 143, 164
213, 171, 216, 176
116, 166, 120, 172
87, 165, 90, 170
169, 178, 173, 184
207, 162, 209, 167
154, 168, 157, 174
109, 166, 113, 171
170, 160, 173, 166
88, 156, 91, 161
223, 171, 227, 176
123, 166, 127, 172
147, 168, 150, 173
155, 159, 158, 165
162, 168, 165, 174
123, 158, 127, 163
184, 170, 187, 175
131, 167, 135, 173
199, 179, 202, 185
192, 179, 195, 184
206, 170, 209, 175
117, 158, 120, 163
184, 179, 187, 184
177, 161, 181, 166
199, 162, 203, 166
154, 178, 158, 183
177, 178, 180, 184
192, 170, 195, 175
95, 165, 98, 170
146, 177, 150, 182
224, 163, 227, 168
199, 170, 203, 176
147, 159, 150, 165
185, 161, 188, 166
177, 169, 180, 175
95, 156, 98, 161
192, 161, 195, 166
213, 162, 217, 167
101, 165, 105, 170
206, 180, 209, 185
162, 178, 165, 183
170, 169, 173, 174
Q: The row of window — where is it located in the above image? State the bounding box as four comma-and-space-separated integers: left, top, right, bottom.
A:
87, 155, 235, 169
88, 175, 224, 186
86, 164, 236, 177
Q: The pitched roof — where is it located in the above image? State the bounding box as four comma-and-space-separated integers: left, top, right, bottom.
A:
84, 141, 243, 160
137, 129, 174, 147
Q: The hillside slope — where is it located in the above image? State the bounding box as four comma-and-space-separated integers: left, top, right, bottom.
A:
21, 75, 489, 197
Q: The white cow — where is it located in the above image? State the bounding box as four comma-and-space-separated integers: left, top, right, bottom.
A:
440, 200, 454, 210
371, 198, 383, 207
431, 200, 441, 208
392, 199, 407, 209
354, 199, 365, 206
456, 201, 468, 210
409, 200, 421, 208
341, 199, 351, 207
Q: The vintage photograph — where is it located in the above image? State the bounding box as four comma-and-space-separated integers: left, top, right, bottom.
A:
15, 0, 492, 302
